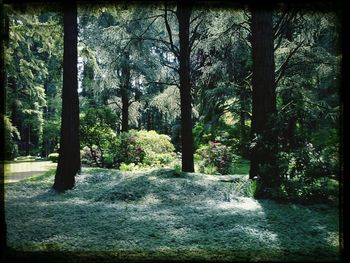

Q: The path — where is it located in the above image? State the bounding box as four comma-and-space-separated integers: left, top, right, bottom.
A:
4, 161, 57, 183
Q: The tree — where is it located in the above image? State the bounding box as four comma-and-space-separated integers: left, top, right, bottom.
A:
53, 2, 80, 192
120, 51, 131, 132
249, 8, 279, 195
177, 1, 194, 172
79, 5, 156, 133
0, 0, 8, 253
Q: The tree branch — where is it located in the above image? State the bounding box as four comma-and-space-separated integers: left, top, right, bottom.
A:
107, 100, 122, 111
275, 41, 304, 85
144, 81, 178, 86
273, 11, 287, 33
129, 14, 164, 23
189, 18, 204, 51
274, 11, 297, 40
164, 9, 180, 58
111, 16, 160, 60
158, 8, 177, 15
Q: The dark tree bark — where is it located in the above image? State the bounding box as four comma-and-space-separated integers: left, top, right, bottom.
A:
177, 1, 194, 172
0, 0, 8, 252
121, 52, 130, 132
249, 8, 279, 192
239, 86, 247, 157
53, 2, 80, 192
147, 110, 152, 131
121, 87, 129, 132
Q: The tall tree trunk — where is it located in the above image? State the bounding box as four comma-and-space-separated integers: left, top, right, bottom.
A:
147, 109, 152, 131
121, 52, 130, 132
239, 86, 246, 156
53, 2, 80, 192
0, 0, 8, 252
121, 87, 129, 132
249, 8, 279, 193
26, 125, 30, 155
177, 1, 194, 172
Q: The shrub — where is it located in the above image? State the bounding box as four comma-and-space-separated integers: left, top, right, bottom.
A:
115, 131, 146, 165
80, 107, 120, 168
196, 141, 235, 175
202, 163, 218, 175
81, 146, 95, 166
48, 153, 59, 163
81, 128, 176, 169
80, 108, 120, 168
119, 162, 136, 172
2, 115, 20, 160
277, 141, 340, 203
134, 130, 176, 165
278, 177, 339, 204
173, 163, 182, 176
278, 142, 338, 182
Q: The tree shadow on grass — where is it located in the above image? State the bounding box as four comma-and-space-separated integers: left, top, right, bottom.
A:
5, 168, 341, 262
255, 199, 340, 261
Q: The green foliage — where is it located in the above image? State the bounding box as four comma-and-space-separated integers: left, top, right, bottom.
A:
278, 142, 338, 182
116, 132, 146, 165
5, 11, 63, 156
42, 119, 60, 156
115, 130, 177, 168
134, 130, 176, 165
80, 106, 119, 168
202, 163, 218, 175
4, 5, 341, 205
196, 141, 236, 175
173, 163, 182, 176
119, 162, 136, 172
277, 177, 339, 204
275, 139, 339, 203
229, 160, 250, 175
48, 153, 59, 163
150, 86, 181, 125
80, 127, 176, 169
2, 115, 20, 160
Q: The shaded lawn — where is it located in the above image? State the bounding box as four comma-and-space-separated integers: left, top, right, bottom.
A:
5, 168, 340, 262
231, 160, 250, 175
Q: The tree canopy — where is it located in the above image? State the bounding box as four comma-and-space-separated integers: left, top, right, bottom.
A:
3, 2, 342, 200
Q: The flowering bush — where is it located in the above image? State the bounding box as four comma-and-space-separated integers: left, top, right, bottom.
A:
81, 126, 176, 169
196, 141, 234, 175
115, 132, 146, 165
127, 130, 176, 166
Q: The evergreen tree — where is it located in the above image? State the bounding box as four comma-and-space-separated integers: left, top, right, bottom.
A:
249, 8, 279, 196
53, 2, 80, 192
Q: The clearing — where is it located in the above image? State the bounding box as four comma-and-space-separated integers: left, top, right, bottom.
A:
4, 160, 57, 183
5, 167, 340, 262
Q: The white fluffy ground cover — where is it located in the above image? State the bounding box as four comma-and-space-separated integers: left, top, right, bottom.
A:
5, 168, 340, 261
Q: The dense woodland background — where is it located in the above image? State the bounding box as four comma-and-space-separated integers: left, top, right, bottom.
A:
0, 1, 343, 260
2, 1, 342, 199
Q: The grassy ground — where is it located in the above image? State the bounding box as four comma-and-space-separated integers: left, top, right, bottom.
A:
230, 160, 250, 175
4, 167, 340, 262
4, 160, 57, 182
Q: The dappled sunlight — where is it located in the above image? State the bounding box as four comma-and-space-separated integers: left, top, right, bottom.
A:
239, 226, 281, 247
5, 168, 340, 261
215, 197, 263, 211
141, 193, 162, 205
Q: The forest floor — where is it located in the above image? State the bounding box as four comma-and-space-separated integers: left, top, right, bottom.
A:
4, 167, 341, 262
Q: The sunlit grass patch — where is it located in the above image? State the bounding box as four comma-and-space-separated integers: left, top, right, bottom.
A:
4, 160, 57, 178
24, 169, 56, 182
